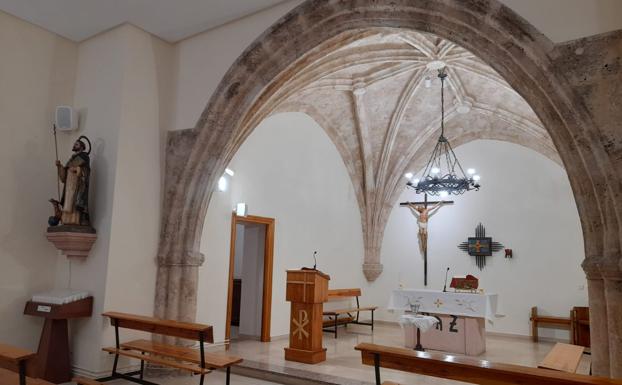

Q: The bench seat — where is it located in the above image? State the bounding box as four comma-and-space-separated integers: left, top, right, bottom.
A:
322, 288, 376, 338
102, 347, 211, 375
120, 339, 242, 369
0, 368, 53, 385
324, 306, 377, 315
322, 316, 353, 328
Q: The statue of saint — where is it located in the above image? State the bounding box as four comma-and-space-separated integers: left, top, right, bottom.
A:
407, 201, 445, 254
49, 136, 91, 228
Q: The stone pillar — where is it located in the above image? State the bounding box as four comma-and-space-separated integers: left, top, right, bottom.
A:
154, 250, 205, 343
583, 256, 610, 377
602, 256, 622, 378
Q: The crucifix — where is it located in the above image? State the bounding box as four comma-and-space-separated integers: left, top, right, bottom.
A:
400, 194, 453, 286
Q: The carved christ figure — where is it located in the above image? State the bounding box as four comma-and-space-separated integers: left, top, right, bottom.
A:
49, 137, 91, 227
407, 201, 445, 254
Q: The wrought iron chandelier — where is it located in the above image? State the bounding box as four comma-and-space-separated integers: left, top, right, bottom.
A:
407, 67, 480, 196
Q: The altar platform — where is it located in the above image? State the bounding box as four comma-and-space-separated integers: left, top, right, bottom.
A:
222, 322, 591, 385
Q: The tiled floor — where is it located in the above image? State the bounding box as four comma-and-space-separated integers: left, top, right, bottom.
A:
225, 322, 591, 385
75, 323, 590, 385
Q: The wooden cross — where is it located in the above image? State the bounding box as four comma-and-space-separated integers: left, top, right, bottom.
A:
400, 194, 454, 286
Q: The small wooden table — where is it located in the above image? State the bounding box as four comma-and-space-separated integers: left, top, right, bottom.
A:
538, 342, 585, 373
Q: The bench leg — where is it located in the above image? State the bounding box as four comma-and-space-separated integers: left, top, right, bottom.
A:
371, 310, 375, 331
373, 353, 381, 385
199, 373, 205, 385
18, 360, 26, 385
226, 366, 231, 385
335, 316, 338, 338
140, 352, 145, 380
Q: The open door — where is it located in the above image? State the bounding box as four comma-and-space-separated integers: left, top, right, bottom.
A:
225, 213, 275, 343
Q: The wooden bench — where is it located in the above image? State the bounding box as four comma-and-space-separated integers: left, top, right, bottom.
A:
0, 343, 52, 385
322, 288, 377, 338
530, 306, 571, 342
571, 306, 590, 348
538, 342, 585, 373
355, 342, 622, 385
99, 312, 242, 385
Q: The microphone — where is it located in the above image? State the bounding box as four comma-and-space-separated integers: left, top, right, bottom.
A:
443, 267, 450, 292
313, 251, 318, 270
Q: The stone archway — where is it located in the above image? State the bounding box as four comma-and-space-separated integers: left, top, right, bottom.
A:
155, 0, 622, 377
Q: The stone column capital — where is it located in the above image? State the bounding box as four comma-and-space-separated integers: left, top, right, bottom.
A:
157, 250, 205, 267
582, 256, 604, 279
362, 263, 383, 282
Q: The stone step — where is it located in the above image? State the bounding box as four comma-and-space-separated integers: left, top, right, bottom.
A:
231, 359, 375, 385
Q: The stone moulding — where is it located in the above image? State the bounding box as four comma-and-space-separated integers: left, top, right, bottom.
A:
156, 0, 622, 377
46, 231, 97, 259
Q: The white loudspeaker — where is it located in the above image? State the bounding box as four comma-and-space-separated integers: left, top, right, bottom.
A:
55, 106, 78, 131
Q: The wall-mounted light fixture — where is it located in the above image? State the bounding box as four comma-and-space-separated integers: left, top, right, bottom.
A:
236, 203, 247, 217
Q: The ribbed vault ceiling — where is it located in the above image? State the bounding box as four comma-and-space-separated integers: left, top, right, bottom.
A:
261, 29, 560, 280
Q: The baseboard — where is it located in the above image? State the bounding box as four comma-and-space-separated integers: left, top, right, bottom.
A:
72, 363, 141, 379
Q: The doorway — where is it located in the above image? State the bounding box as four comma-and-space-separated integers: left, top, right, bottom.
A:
226, 213, 275, 343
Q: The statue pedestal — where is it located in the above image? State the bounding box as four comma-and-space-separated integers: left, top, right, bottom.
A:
46, 226, 97, 259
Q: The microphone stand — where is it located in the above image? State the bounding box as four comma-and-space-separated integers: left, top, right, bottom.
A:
443, 267, 450, 292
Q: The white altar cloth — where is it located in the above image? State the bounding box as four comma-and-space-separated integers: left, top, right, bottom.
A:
388, 289, 499, 322
399, 314, 439, 333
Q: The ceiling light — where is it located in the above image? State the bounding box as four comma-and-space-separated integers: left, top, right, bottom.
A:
404, 172, 414, 179
225, 168, 235, 176
406, 67, 481, 196
456, 103, 471, 114
426, 60, 446, 70
218, 176, 228, 192
467, 168, 476, 175
424, 77, 432, 88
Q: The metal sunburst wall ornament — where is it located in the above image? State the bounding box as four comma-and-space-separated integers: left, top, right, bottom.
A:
458, 223, 504, 270
406, 67, 481, 197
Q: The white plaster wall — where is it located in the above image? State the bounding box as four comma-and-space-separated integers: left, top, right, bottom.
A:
0, 10, 77, 350
197, 112, 365, 342
171, 0, 303, 131
238, 225, 265, 337
233, 224, 245, 278
56, 25, 128, 374
372, 140, 587, 340
52, 24, 172, 375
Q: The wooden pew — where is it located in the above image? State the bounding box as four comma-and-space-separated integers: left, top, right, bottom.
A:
530, 306, 571, 342
100, 312, 242, 385
0, 343, 52, 385
355, 342, 622, 385
322, 288, 377, 338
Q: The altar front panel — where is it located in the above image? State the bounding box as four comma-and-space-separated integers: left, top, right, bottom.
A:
388, 289, 498, 322
402, 314, 486, 355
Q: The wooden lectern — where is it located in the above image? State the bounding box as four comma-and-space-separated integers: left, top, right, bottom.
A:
284, 269, 330, 364
24, 296, 93, 383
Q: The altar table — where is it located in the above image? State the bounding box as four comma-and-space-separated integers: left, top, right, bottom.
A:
389, 289, 499, 355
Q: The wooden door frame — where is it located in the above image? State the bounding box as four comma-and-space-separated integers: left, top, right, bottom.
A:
225, 212, 275, 343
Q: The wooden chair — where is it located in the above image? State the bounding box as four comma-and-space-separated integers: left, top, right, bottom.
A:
355, 342, 622, 385
530, 306, 571, 342
322, 288, 377, 338
0, 343, 52, 385
99, 312, 242, 385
